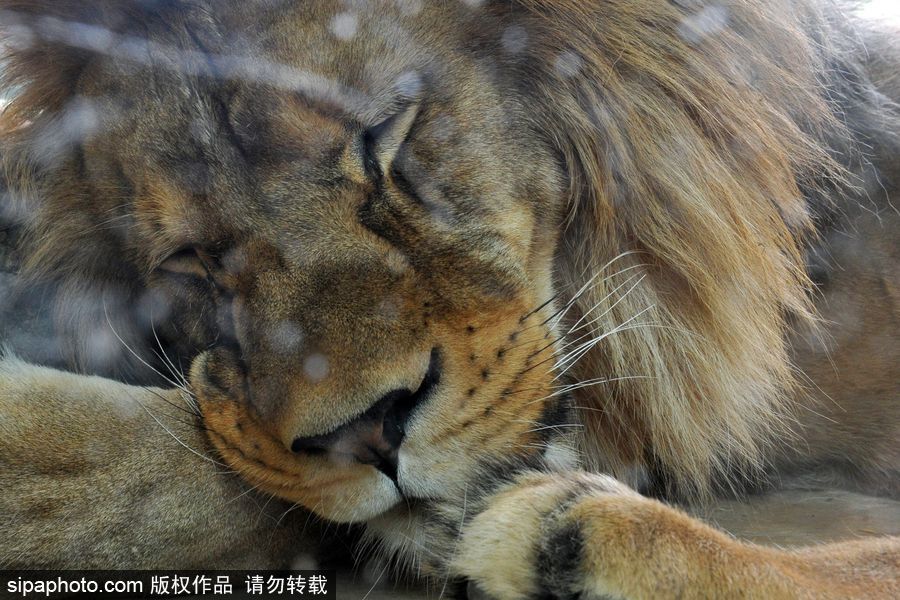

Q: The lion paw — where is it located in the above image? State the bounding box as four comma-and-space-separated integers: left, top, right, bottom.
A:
451, 472, 640, 600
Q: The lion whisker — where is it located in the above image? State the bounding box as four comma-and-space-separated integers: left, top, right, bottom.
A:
541, 251, 642, 330
223, 479, 267, 506
273, 501, 303, 529
263, 497, 320, 550
553, 306, 656, 380
563, 268, 648, 335
553, 319, 671, 372
392, 531, 443, 562
518, 290, 565, 324
102, 306, 235, 470
513, 258, 646, 343
141, 386, 202, 421
494, 375, 652, 411
102, 301, 193, 392
149, 347, 194, 395
148, 319, 198, 413
521, 422, 584, 435
565, 272, 649, 336
127, 390, 231, 469
149, 316, 192, 389
552, 375, 655, 396
517, 274, 652, 374
519, 306, 656, 378
519, 272, 649, 364
252, 490, 276, 527
360, 559, 391, 600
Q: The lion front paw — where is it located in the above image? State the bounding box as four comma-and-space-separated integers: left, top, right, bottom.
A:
450, 470, 822, 600
451, 471, 641, 600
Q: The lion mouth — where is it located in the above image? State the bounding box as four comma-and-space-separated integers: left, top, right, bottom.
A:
289, 347, 442, 486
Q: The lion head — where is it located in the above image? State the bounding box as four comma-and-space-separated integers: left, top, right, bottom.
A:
1, 0, 859, 521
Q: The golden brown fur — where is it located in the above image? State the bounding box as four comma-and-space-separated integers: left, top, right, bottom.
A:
0, 358, 314, 568
520, 0, 837, 490
0, 0, 898, 596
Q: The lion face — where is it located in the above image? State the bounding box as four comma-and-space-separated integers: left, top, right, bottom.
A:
5, 1, 574, 521
6, 0, 849, 521
168, 4, 577, 521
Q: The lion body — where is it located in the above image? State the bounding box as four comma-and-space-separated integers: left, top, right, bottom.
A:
0, 0, 898, 596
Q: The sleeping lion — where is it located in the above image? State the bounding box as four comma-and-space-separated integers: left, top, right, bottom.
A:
1, 0, 898, 597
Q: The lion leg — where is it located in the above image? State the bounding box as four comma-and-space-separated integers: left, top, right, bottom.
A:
0, 356, 311, 568
452, 472, 900, 600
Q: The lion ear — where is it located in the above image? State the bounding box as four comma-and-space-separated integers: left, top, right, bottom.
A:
363, 101, 420, 177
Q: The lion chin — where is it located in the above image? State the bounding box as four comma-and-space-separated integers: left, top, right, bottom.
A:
0, 0, 899, 595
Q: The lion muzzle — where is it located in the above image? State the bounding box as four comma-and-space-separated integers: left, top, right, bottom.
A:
289, 346, 442, 485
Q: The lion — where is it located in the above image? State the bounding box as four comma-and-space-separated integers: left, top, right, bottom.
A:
0, 0, 898, 597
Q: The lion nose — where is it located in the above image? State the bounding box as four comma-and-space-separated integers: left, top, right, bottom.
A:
290, 348, 441, 484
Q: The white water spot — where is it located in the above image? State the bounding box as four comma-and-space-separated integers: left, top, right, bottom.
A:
378, 297, 400, 321
360, 558, 391, 590
623, 464, 651, 491
501, 25, 529, 54
461, 0, 485, 8
189, 117, 214, 145
60, 21, 114, 52
329, 12, 358, 41
426, 114, 454, 144
139, 285, 174, 321
0, 187, 30, 225
857, 0, 900, 26
500, 25, 528, 54
797, 326, 832, 355
222, 245, 249, 275
290, 552, 319, 571
269, 320, 304, 353
677, 5, 730, 43
101, 389, 143, 420
116, 35, 152, 64
303, 353, 330, 382
395, 70, 423, 99
327, 452, 359, 473
555, 50, 583, 78
4, 23, 35, 51
395, 0, 423, 16
384, 248, 410, 276
85, 326, 122, 368
36, 16, 114, 53
32, 96, 102, 165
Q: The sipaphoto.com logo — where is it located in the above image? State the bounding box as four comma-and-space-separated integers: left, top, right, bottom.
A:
5, 574, 142, 597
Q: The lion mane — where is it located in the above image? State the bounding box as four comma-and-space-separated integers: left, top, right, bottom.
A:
0, 0, 893, 499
